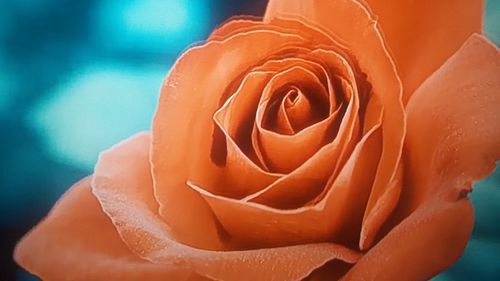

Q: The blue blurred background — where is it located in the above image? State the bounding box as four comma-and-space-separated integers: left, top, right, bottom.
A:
0, 0, 498, 280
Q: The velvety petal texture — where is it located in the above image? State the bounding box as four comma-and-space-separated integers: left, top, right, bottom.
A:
92, 132, 362, 281
402, 34, 500, 215
14, 177, 204, 281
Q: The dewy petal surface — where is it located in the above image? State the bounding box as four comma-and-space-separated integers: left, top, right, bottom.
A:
348, 33, 500, 281
364, 0, 483, 102
402, 34, 500, 214
14, 177, 204, 281
91, 132, 362, 281
92, 132, 222, 254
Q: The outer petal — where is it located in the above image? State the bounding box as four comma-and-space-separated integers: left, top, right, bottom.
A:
343, 188, 474, 281
91, 132, 217, 254
344, 33, 500, 281
402, 34, 500, 214
363, 0, 483, 102
92, 132, 362, 281
14, 177, 202, 281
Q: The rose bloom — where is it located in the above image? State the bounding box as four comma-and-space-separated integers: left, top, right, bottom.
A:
15, 0, 499, 280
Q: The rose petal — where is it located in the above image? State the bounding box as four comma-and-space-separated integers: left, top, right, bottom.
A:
254, 106, 340, 177
209, 50, 349, 199
92, 132, 227, 252
92, 132, 362, 281
209, 17, 363, 97
247, 48, 366, 208
212, 48, 320, 172
212, 70, 282, 198
210, 17, 333, 47
342, 188, 474, 281
264, 0, 406, 249
188, 123, 381, 247
347, 33, 500, 281
258, 66, 329, 135
362, 91, 383, 135
401, 34, 500, 215
249, 52, 341, 171
209, 16, 262, 41
254, 65, 331, 173
193, 243, 361, 281
151, 28, 309, 249
275, 88, 299, 134
211, 54, 345, 199
364, 0, 483, 102
358, 159, 403, 250
14, 177, 202, 281
247, 80, 359, 208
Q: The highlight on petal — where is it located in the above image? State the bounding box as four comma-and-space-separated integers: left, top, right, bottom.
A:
192, 243, 361, 281
209, 16, 262, 41
210, 17, 334, 47
91, 132, 363, 281
14, 177, 201, 281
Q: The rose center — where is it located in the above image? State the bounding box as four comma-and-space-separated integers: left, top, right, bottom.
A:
264, 85, 329, 135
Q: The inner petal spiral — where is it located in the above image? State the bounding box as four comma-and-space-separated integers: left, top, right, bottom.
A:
263, 83, 329, 135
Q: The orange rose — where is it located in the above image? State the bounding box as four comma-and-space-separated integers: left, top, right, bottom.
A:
15, 0, 500, 280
